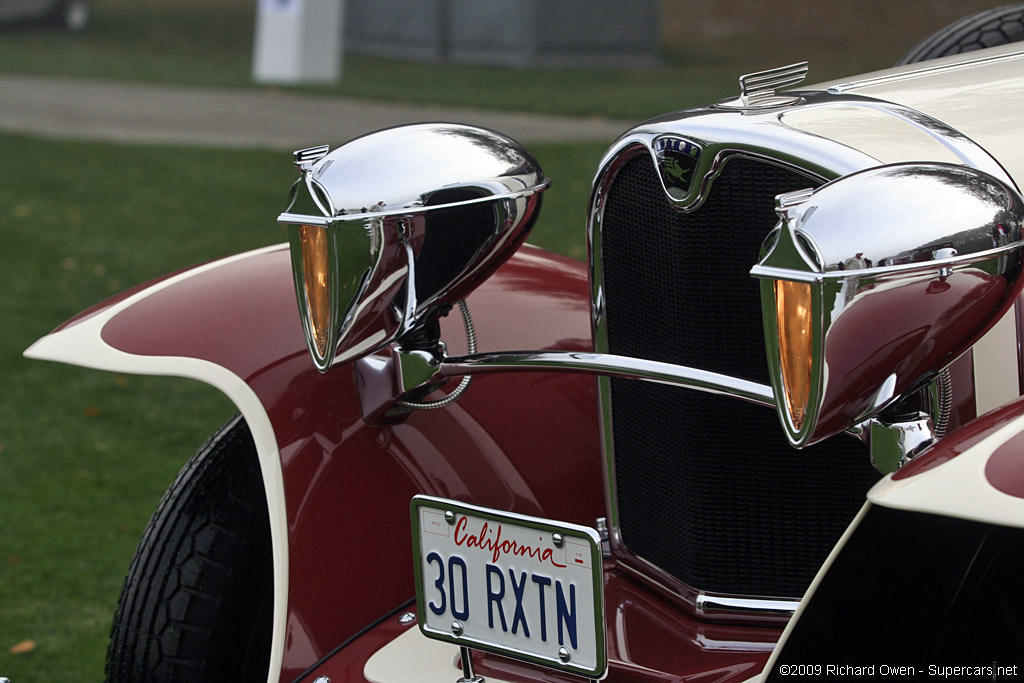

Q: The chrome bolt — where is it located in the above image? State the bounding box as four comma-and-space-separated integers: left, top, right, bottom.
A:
398, 612, 416, 625
935, 247, 957, 279
313, 677, 331, 683
552, 533, 564, 548
558, 646, 571, 662
451, 620, 464, 636
445, 510, 456, 525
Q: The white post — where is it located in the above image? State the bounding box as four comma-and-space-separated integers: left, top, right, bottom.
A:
253, 0, 344, 84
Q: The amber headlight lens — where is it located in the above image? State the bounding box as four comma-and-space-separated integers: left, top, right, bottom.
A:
297, 224, 332, 359
774, 279, 814, 430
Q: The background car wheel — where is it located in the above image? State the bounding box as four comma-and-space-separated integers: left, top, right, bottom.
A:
897, 3, 1024, 65
49, 0, 90, 31
106, 415, 273, 683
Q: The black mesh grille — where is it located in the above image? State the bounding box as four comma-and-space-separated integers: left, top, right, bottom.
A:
601, 152, 881, 598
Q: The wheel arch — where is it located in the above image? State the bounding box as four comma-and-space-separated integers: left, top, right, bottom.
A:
25, 246, 291, 683
25, 242, 602, 682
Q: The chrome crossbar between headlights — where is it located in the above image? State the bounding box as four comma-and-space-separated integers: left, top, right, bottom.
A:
437, 351, 775, 408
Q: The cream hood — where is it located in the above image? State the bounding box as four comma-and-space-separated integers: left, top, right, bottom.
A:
785, 44, 1024, 188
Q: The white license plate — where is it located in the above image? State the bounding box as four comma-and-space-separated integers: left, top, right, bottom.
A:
411, 495, 606, 679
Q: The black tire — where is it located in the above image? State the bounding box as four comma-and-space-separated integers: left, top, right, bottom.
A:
897, 3, 1024, 65
106, 415, 274, 683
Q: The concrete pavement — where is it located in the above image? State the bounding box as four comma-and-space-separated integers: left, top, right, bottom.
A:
0, 74, 633, 150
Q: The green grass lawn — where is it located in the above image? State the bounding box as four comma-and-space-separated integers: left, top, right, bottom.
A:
0, 1, 1004, 124
0, 135, 284, 680
0, 131, 602, 680
0, 2, 921, 123
0, 4, 734, 121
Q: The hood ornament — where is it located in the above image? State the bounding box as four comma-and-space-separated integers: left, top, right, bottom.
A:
293, 144, 330, 170
718, 62, 809, 110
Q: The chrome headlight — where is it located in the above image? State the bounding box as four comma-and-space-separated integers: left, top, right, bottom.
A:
279, 124, 548, 372
752, 163, 1024, 447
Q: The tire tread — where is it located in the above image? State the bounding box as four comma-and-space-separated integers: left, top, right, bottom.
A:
897, 3, 1024, 65
106, 415, 272, 683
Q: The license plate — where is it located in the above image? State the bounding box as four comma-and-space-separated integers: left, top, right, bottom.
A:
411, 495, 607, 679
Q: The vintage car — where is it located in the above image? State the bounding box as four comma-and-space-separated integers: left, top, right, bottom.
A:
22, 5, 1024, 683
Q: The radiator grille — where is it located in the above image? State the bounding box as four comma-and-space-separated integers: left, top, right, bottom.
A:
601, 152, 881, 598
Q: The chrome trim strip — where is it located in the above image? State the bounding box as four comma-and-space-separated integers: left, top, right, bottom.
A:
826, 47, 1024, 94
694, 634, 779, 653
610, 541, 803, 623
696, 594, 800, 621
439, 351, 774, 407
277, 183, 549, 225
277, 212, 332, 226
751, 241, 1024, 282
588, 143, 645, 558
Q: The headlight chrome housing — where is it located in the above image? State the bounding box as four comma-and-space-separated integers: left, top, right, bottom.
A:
752, 163, 1024, 447
278, 124, 549, 372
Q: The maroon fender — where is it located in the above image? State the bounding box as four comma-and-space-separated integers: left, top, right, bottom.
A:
28, 242, 604, 682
